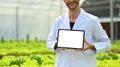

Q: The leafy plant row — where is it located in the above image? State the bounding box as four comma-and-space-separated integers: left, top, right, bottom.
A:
0, 54, 55, 67
0, 53, 120, 67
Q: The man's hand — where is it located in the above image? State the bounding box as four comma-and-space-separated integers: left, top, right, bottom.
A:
83, 39, 96, 51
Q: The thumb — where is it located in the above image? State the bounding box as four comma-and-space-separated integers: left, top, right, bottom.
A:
84, 39, 89, 45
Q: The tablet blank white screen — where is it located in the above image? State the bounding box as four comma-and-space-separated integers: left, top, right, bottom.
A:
58, 30, 84, 49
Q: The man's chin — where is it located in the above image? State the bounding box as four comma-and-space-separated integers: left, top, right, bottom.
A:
68, 6, 75, 9
67, 4, 78, 10
68, 7, 76, 10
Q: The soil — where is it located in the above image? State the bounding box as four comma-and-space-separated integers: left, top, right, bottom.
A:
111, 49, 120, 53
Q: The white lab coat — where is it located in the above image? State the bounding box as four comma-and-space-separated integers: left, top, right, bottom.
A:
46, 9, 111, 67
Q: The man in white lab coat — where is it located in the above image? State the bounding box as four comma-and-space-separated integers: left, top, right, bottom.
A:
46, 0, 111, 67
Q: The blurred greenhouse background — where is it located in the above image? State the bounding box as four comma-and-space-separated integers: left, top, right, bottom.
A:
0, 0, 120, 41
0, 0, 86, 41
0, 0, 71, 41
0, 0, 120, 67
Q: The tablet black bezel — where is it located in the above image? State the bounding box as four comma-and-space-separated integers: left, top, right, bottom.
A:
57, 29, 85, 49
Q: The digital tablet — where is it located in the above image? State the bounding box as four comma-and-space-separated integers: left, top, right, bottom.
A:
57, 29, 85, 49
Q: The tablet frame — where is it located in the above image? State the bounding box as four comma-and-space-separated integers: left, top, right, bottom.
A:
57, 29, 85, 49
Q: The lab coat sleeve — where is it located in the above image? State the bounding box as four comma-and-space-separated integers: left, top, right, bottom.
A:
92, 18, 111, 53
46, 18, 59, 52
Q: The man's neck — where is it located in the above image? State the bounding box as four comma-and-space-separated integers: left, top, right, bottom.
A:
69, 7, 81, 22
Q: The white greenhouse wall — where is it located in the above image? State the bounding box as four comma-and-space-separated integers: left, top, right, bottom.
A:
0, 0, 85, 41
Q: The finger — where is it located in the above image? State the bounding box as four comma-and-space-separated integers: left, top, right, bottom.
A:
75, 48, 81, 51
63, 48, 69, 50
57, 48, 61, 50
83, 48, 87, 51
58, 48, 63, 50
58, 48, 68, 50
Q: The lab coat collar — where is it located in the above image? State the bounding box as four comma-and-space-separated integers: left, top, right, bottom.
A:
63, 12, 70, 29
63, 8, 87, 30
73, 8, 87, 30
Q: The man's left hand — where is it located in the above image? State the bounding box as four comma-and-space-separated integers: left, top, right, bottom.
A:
83, 39, 96, 51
